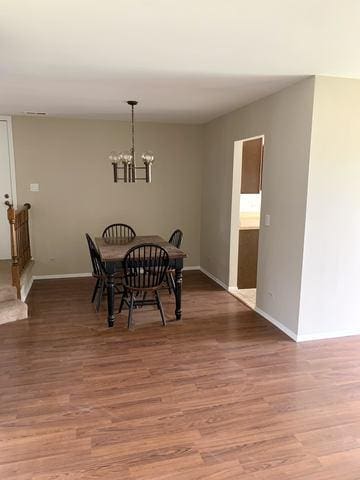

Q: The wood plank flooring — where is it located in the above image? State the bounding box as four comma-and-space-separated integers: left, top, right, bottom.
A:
1, 271, 360, 479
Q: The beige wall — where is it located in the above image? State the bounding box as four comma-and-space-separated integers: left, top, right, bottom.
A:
201, 78, 315, 335
12, 116, 203, 275
15, 77, 357, 341
299, 76, 360, 339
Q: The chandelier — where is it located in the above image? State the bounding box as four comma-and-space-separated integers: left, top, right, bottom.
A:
109, 101, 154, 183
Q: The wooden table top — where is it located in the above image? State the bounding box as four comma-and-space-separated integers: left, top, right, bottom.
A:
95, 235, 187, 262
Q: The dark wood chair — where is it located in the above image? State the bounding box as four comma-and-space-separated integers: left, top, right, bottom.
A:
102, 223, 136, 239
166, 229, 183, 294
85, 233, 122, 312
169, 229, 183, 249
119, 244, 169, 329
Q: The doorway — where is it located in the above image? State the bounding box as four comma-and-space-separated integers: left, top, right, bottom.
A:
228, 135, 264, 309
0, 117, 16, 261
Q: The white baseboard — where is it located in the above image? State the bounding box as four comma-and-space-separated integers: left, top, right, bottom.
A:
254, 307, 298, 342
199, 268, 297, 342
199, 267, 229, 291
33, 273, 92, 280
228, 286, 240, 294
21, 276, 34, 301
253, 310, 360, 342
32, 267, 200, 281
201, 272, 360, 343
27, 266, 360, 343
297, 329, 360, 342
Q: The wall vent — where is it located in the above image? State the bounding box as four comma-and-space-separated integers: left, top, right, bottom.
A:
24, 111, 47, 116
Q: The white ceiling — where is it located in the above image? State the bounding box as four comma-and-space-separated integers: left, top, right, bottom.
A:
1, 0, 360, 123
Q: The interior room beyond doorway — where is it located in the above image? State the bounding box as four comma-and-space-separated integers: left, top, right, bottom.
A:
231, 135, 264, 310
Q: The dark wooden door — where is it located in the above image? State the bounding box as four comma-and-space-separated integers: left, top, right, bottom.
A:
237, 229, 259, 289
241, 138, 263, 193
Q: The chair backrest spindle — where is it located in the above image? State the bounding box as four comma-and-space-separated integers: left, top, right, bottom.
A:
102, 223, 136, 239
123, 243, 169, 290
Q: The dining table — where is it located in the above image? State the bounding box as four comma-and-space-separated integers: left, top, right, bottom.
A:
95, 235, 187, 327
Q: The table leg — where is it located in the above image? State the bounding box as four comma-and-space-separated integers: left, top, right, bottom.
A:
106, 272, 115, 327
175, 267, 182, 320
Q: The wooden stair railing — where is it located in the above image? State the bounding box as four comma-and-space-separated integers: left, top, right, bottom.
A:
5, 202, 32, 298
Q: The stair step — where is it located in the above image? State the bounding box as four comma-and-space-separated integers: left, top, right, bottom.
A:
0, 285, 17, 302
0, 299, 28, 325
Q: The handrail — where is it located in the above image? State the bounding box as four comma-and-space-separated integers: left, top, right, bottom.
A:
6, 203, 32, 298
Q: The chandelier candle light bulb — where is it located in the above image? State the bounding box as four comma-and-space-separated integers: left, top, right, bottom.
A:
109, 101, 155, 183
142, 151, 155, 183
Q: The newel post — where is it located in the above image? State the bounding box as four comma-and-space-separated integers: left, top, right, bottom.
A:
6, 204, 21, 298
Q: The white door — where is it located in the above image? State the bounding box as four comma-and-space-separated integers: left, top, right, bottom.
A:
0, 120, 13, 259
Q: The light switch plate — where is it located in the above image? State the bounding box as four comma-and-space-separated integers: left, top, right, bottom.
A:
30, 183, 39, 192
265, 214, 271, 226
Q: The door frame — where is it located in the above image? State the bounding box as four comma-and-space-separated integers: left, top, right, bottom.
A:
0, 115, 17, 208
228, 134, 264, 291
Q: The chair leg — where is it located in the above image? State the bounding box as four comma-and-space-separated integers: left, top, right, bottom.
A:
115, 275, 125, 295
141, 291, 147, 307
169, 272, 176, 295
95, 279, 104, 312
127, 292, 135, 329
119, 292, 126, 313
91, 279, 100, 303
166, 273, 172, 294
155, 290, 166, 326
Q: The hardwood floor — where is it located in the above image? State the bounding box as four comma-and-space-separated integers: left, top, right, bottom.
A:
1, 271, 360, 479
